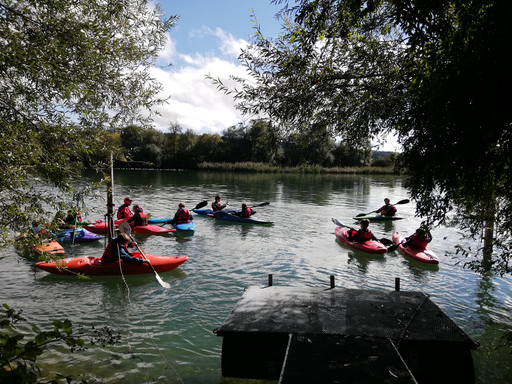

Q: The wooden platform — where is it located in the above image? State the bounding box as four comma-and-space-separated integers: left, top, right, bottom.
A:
216, 286, 477, 383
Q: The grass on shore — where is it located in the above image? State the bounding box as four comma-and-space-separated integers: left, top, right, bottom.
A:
197, 162, 398, 174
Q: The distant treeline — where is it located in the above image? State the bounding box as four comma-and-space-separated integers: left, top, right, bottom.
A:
113, 120, 397, 171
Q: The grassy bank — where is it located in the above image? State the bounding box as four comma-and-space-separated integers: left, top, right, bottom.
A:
197, 162, 398, 174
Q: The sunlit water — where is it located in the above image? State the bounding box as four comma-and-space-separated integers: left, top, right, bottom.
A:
1, 170, 511, 383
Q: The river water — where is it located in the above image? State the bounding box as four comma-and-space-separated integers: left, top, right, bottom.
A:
1, 170, 511, 383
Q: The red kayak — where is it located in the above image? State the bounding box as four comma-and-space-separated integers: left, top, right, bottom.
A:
84, 221, 175, 235
392, 232, 439, 264
35, 252, 188, 276
335, 227, 387, 254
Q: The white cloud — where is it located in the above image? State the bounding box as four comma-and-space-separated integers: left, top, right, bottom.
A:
151, 29, 250, 134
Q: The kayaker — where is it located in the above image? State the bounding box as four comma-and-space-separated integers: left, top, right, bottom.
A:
349, 219, 379, 243
101, 233, 146, 264
117, 197, 133, 220
235, 203, 253, 218
126, 205, 148, 227
65, 209, 86, 226
402, 228, 432, 250
169, 202, 193, 224
375, 198, 397, 216
212, 195, 228, 211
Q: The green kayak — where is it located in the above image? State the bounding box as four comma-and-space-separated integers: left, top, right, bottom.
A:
352, 214, 403, 221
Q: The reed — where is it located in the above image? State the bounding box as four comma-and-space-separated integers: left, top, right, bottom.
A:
196, 162, 398, 174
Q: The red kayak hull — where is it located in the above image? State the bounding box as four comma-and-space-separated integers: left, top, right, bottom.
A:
84, 221, 175, 234
335, 227, 387, 254
392, 232, 439, 264
35, 252, 188, 276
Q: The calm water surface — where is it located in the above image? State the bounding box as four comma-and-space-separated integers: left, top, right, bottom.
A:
1, 170, 511, 383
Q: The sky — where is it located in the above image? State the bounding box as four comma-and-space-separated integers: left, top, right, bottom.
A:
150, 0, 398, 151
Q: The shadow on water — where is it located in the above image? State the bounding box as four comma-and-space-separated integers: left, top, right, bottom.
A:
334, 239, 386, 273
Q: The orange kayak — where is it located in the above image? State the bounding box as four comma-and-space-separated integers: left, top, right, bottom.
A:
32, 239, 65, 256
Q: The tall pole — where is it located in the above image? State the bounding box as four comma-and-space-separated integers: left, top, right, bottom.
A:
107, 153, 115, 241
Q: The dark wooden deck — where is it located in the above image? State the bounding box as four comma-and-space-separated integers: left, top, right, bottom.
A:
216, 285, 477, 383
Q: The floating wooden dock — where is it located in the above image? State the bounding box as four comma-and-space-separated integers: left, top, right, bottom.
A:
216, 278, 477, 383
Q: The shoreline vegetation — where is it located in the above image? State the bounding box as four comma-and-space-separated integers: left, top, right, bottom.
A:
114, 162, 398, 174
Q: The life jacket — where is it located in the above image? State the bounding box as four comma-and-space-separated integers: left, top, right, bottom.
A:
176, 208, 191, 224
212, 201, 223, 211
101, 240, 127, 263
380, 204, 397, 216
117, 204, 132, 220
240, 207, 252, 218
133, 212, 147, 227
359, 229, 372, 240
409, 234, 429, 250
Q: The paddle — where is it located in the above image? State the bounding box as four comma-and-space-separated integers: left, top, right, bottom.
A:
252, 202, 270, 207
118, 221, 171, 289
331, 218, 355, 231
229, 202, 270, 216
194, 201, 208, 210
386, 242, 402, 252
355, 199, 410, 218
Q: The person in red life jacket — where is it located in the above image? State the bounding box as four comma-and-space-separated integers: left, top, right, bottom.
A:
235, 203, 254, 218
117, 197, 134, 220
374, 198, 397, 216
348, 219, 379, 243
212, 195, 228, 211
101, 233, 147, 264
403, 228, 432, 250
126, 205, 148, 227
169, 202, 193, 224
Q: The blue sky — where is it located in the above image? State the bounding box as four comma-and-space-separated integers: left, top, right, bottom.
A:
150, 1, 398, 151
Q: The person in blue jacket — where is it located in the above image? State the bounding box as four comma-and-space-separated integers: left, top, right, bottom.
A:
126, 205, 148, 227
101, 233, 147, 264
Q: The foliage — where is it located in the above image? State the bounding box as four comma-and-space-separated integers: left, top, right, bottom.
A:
209, 0, 512, 275
0, 0, 176, 247
0, 303, 121, 383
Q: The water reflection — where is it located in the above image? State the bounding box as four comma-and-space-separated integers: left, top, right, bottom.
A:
346, 249, 386, 273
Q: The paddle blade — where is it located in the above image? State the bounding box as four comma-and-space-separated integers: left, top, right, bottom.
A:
379, 238, 393, 245
387, 244, 400, 252
253, 202, 270, 207
395, 199, 410, 205
331, 218, 348, 228
155, 274, 171, 288
118, 221, 132, 235
194, 201, 208, 210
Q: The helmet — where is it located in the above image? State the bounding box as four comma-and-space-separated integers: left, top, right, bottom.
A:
124, 197, 133, 205
380, 210, 387, 215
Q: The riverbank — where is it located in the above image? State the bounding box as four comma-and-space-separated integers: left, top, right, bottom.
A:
196, 161, 397, 174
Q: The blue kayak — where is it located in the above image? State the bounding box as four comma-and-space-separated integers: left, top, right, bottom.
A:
192, 208, 235, 216
172, 221, 196, 232
213, 211, 272, 225
148, 217, 172, 224
56, 228, 103, 243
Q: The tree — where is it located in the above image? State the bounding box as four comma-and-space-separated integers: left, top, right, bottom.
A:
249, 119, 280, 163
0, 0, 176, 245
212, 0, 512, 275
221, 124, 252, 163
1, 303, 120, 383
165, 120, 183, 166
193, 133, 224, 163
